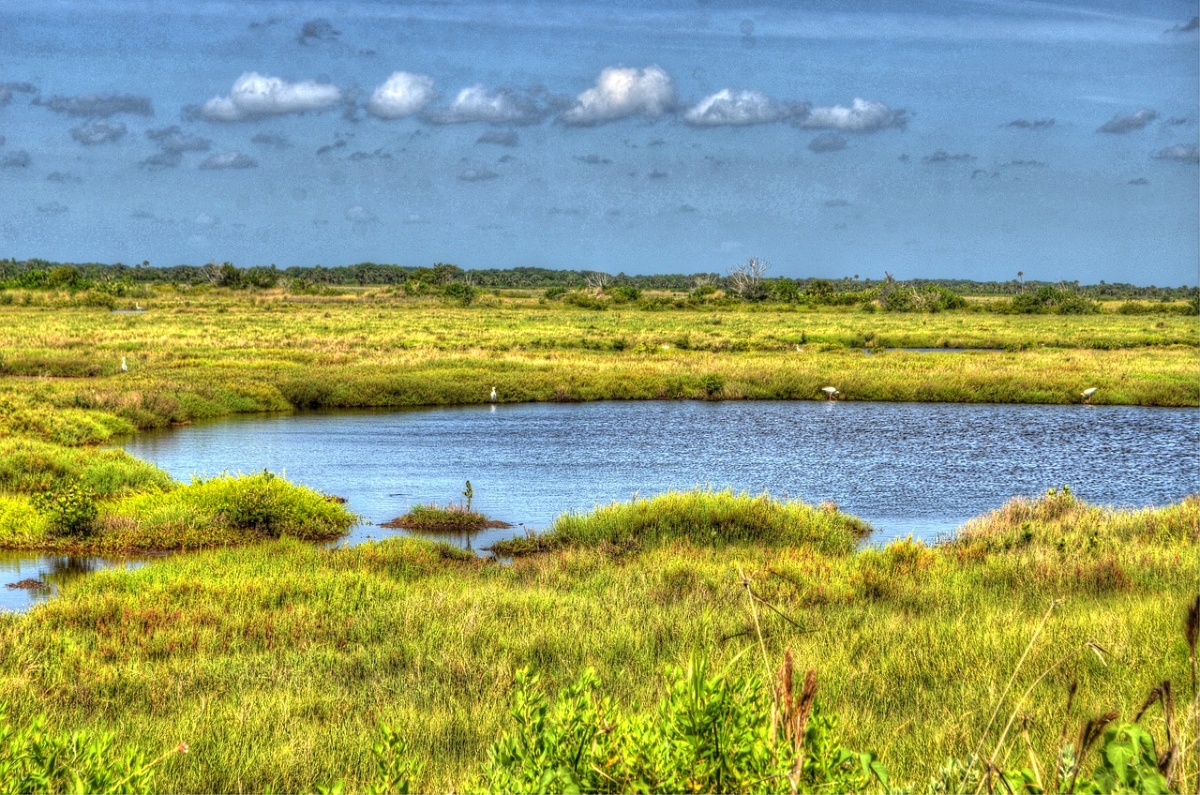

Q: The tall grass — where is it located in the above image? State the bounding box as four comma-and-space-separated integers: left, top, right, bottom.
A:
0, 493, 1192, 792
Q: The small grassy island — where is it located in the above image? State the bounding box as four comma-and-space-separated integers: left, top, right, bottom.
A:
0, 272, 1196, 792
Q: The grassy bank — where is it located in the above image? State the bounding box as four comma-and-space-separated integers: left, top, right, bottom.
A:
1, 291, 1196, 448
0, 471, 355, 553
0, 491, 1193, 792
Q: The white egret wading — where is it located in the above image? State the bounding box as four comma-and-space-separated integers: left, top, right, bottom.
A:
822, 386, 839, 401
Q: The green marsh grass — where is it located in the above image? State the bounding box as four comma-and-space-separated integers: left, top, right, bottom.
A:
381, 503, 510, 533
0, 472, 355, 553
489, 489, 871, 556
0, 491, 1192, 792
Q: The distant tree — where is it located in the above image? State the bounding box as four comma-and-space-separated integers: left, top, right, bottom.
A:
728, 257, 770, 301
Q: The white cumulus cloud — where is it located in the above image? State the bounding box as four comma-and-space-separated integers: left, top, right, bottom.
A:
683, 89, 787, 126
368, 72, 436, 119
799, 98, 907, 132
201, 73, 341, 122
429, 85, 535, 124
561, 66, 674, 126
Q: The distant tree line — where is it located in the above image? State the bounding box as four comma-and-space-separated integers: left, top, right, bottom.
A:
0, 258, 1196, 308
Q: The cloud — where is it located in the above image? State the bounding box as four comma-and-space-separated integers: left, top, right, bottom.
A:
0, 151, 30, 168
0, 136, 4, 147
1169, 16, 1198, 33
1005, 118, 1054, 130
683, 89, 789, 126
199, 151, 258, 169
574, 154, 612, 165
799, 98, 907, 132
923, 150, 975, 163
1127, 177, 1150, 185
1002, 159, 1048, 168
251, 132, 293, 149
344, 205, 376, 223
201, 73, 341, 121
678, 204, 698, 213
70, 121, 127, 145
368, 72, 436, 119
561, 66, 675, 126
348, 148, 392, 161
1097, 108, 1157, 133
1152, 144, 1199, 163
1163, 117, 1191, 127
458, 167, 500, 182
648, 170, 668, 180
140, 150, 184, 169
824, 199, 850, 207
0, 82, 37, 106
428, 85, 538, 124
298, 18, 340, 44
46, 171, 81, 184
146, 125, 211, 153
36, 93, 152, 118
316, 140, 348, 155
477, 130, 519, 147
37, 202, 68, 215
808, 133, 847, 153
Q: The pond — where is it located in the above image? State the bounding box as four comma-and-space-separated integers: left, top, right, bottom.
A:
3, 400, 1197, 611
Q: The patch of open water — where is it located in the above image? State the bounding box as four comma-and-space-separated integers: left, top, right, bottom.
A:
3, 400, 1197, 611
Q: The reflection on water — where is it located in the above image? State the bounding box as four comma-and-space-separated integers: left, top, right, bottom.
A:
1, 551, 143, 612
5, 400, 1197, 611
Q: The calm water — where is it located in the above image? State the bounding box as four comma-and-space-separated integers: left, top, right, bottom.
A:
3, 401, 1197, 610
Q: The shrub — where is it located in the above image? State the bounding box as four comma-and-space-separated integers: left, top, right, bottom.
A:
542, 287, 567, 300
1011, 286, 1099, 315
882, 284, 966, 313
562, 291, 608, 310
0, 703, 175, 794
32, 481, 98, 537
608, 284, 641, 304
481, 658, 887, 794
443, 281, 477, 306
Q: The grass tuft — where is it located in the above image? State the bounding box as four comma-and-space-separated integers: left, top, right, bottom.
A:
488, 489, 872, 556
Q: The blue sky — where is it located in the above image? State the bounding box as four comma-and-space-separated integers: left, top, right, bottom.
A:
1, 0, 1196, 284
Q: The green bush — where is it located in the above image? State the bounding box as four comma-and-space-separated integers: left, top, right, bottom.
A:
608, 284, 641, 304
443, 281, 477, 306
0, 703, 173, 794
1011, 286, 1099, 315
562, 291, 608, 310
481, 658, 886, 794
882, 284, 966, 313
32, 482, 98, 537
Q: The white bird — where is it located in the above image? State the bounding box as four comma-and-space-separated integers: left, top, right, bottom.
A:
821, 386, 839, 400
1081, 387, 1098, 403
489, 386, 497, 403
120, 356, 128, 373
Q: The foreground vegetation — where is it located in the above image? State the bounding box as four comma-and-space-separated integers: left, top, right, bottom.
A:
0, 490, 1194, 792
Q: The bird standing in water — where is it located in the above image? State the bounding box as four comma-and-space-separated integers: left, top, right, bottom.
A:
490, 386, 497, 403
822, 386, 839, 401
1080, 387, 1098, 403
